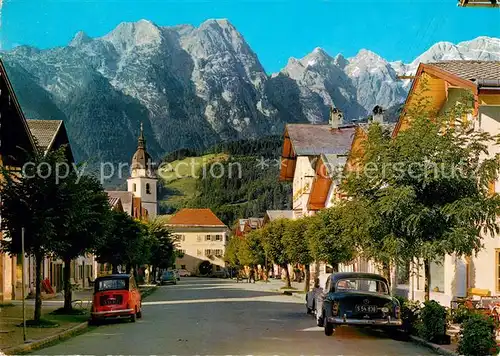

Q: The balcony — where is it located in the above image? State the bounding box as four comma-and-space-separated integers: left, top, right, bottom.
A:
458, 0, 499, 7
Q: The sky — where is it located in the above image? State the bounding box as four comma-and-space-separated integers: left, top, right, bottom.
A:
0, 0, 499, 73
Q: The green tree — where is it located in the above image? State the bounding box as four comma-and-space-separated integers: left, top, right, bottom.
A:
0, 147, 69, 323
52, 172, 111, 312
238, 230, 265, 270
342, 93, 500, 301
224, 236, 242, 268
146, 220, 177, 282
283, 218, 313, 292
94, 211, 146, 274
305, 206, 356, 273
261, 219, 291, 288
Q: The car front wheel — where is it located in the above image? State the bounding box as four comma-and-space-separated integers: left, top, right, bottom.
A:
324, 321, 334, 336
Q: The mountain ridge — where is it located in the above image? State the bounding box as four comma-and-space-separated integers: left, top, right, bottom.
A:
2, 18, 499, 163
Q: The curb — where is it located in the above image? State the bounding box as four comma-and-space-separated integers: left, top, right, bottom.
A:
140, 286, 158, 299
2, 321, 88, 355
410, 335, 458, 356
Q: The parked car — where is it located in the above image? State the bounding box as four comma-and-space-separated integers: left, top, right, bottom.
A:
170, 269, 180, 281
89, 274, 142, 324
306, 273, 331, 318
159, 270, 177, 285
316, 272, 402, 336
178, 269, 191, 277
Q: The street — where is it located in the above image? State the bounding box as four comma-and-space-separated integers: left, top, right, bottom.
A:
38, 278, 434, 355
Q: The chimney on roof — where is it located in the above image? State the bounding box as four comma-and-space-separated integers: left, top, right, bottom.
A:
372, 105, 384, 124
329, 107, 343, 129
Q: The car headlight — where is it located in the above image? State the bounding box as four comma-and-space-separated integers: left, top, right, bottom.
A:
381, 307, 389, 313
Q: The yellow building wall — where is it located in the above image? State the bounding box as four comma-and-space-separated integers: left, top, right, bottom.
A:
173, 227, 229, 275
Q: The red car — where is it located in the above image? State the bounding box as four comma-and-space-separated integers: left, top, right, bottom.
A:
89, 274, 142, 324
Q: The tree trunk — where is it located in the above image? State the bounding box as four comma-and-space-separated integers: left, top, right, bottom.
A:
304, 264, 310, 293
112, 264, 118, 274
424, 258, 431, 302
283, 264, 292, 288
34, 252, 43, 323
382, 261, 391, 289
152, 264, 157, 283
63, 256, 73, 311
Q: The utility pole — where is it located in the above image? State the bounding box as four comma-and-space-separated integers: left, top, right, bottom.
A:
21, 227, 27, 342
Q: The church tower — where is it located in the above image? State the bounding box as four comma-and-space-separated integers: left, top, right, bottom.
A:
127, 123, 158, 219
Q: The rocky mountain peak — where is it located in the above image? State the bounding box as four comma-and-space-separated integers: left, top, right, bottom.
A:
69, 31, 92, 47
101, 19, 163, 52
299, 47, 333, 67
2, 20, 499, 165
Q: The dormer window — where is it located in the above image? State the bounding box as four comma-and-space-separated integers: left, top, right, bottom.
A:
146, 183, 151, 194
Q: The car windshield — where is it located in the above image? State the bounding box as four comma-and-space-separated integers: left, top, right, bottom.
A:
336, 278, 389, 294
96, 278, 127, 292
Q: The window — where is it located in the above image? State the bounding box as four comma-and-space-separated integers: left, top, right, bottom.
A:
179, 249, 186, 254
215, 265, 221, 271
133, 183, 136, 192
215, 234, 222, 241
181, 265, 186, 269
205, 234, 211, 241
214, 249, 223, 257
205, 249, 212, 256
146, 183, 151, 194
335, 278, 389, 294
96, 278, 127, 292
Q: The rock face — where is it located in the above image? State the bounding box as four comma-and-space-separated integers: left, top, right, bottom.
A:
2, 18, 499, 163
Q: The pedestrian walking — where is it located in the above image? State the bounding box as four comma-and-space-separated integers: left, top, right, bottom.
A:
249, 268, 256, 283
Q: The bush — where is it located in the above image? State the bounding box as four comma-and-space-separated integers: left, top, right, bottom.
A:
395, 295, 422, 335
458, 313, 498, 356
450, 304, 475, 324
419, 300, 448, 344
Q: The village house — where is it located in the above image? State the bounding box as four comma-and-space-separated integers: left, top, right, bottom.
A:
166, 208, 230, 276
279, 107, 385, 281
0, 59, 38, 302
393, 60, 500, 305
24, 120, 77, 295
234, 217, 264, 237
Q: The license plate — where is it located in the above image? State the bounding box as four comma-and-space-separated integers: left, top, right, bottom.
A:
355, 305, 377, 313
105, 299, 119, 305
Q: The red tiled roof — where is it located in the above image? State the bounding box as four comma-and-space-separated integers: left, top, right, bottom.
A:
167, 208, 226, 227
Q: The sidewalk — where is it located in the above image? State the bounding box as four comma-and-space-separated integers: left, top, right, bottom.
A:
0, 302, 89, 352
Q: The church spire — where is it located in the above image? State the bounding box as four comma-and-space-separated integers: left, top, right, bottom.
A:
138, 122, 146, 149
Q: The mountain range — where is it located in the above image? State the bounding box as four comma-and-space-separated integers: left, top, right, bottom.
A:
2, 19, 499, 164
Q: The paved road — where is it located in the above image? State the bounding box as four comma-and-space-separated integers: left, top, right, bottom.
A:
38, 278, 435, 355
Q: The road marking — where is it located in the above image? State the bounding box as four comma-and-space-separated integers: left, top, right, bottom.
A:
143, 296, 301, 305
299, 326, 323, 332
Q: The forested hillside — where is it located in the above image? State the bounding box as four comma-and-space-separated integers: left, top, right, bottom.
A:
160, 136, 292, 225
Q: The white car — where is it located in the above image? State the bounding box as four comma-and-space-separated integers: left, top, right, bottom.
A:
178, 269, 191, 277
306, 273, 331, 325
